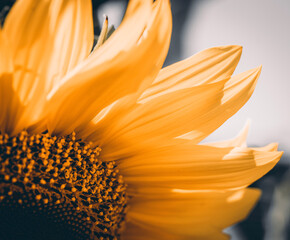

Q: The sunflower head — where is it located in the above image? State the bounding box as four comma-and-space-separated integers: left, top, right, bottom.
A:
0, 131, 127, 239
0, 0, 282, 239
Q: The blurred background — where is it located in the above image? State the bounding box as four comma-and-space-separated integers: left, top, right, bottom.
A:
1, 0, 289, 239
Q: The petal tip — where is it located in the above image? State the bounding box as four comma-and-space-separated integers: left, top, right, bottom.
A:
233, 45, 243, 51
269, 142, 279, 151
272, 151, 283, 164
278, 151, 284, 158
254, 65, 262, 75
248, 65, 262, 80
218, 45, 242, 53
250, 188, 262, 200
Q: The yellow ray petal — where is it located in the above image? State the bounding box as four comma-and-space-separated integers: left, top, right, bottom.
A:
122, 221, 230, 240
77, 93, 138, 142
46, 0, 172, 135
92, 15, 109, 51
117, 144, 282, 190
4, 0, 94, 97
123, 189, 260, 239
121, 222, 181, 240
93, 67, 260, 159
0, 74, 24, 134
202, 120, 250, 148
0, 30, 12, 75
83, 0, 152, 65
139, 45, 242, 103
178, 66, 261, 143
0, 30, 24, 134
99, 79, 226, 159
3, 0, 94, 130
124, 0, 149, 19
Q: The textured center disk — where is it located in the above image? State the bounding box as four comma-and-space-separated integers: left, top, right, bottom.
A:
0, 131, 127, 240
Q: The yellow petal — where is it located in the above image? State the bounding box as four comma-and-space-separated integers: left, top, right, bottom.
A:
139, 45, 242, 102
99, 80, 226, 159
178, 66, 261, 143
0, 74, 24, 134
123, 221, 230, 240
118, 144, 282, 190
3, 0, 94, 130
92, 15, 109, 51
4, 0, 93, 99
46, 0, 172, 135
78, 93, 138, 142
0, 30, 26, 134
123, 189, 260, 239
92, 67, 260, 159
121, 221, 184, 240
0, 30, 12, 75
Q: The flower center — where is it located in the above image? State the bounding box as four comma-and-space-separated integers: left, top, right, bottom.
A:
0, 131, 127, 240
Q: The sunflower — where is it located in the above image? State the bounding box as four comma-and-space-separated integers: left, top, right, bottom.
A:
0, 0, 283, 239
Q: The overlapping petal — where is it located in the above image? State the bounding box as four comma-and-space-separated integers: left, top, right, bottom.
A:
3, 0, 94, 132
0, 30, 12, 75
0, 74, 24, 134
0, 1, 283, 239
46, 0, 172, 135
4, 0, 94, 96
122, 189, 260, 240
82, 45, 243, 148
117, 144, 282, 190
179, 66, 261, 143
91, 66, 260, 160
98, 79, 226, 158
139, 45, 242, 102
0, 30, 23, 134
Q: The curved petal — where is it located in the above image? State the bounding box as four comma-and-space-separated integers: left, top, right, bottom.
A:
123, 221, 230, 240
0, 74, 24, 134
90, 66, 260, 160
122, 189, 260, 239
77, 93, 139, 142
121, 222, 185, 240
46, 0, 172, 135
4, 0, 93, 98
177, 66, 261, 143
139, 45, 242, 102
0, 30, 12, 75
0, 30, 24, 134
117, 144, 282, 190
3, 0, 94, 129
97, 80, 226, 159
92, 16, 109, 51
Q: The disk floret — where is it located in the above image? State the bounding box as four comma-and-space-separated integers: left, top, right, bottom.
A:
0, 131, 127, 240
